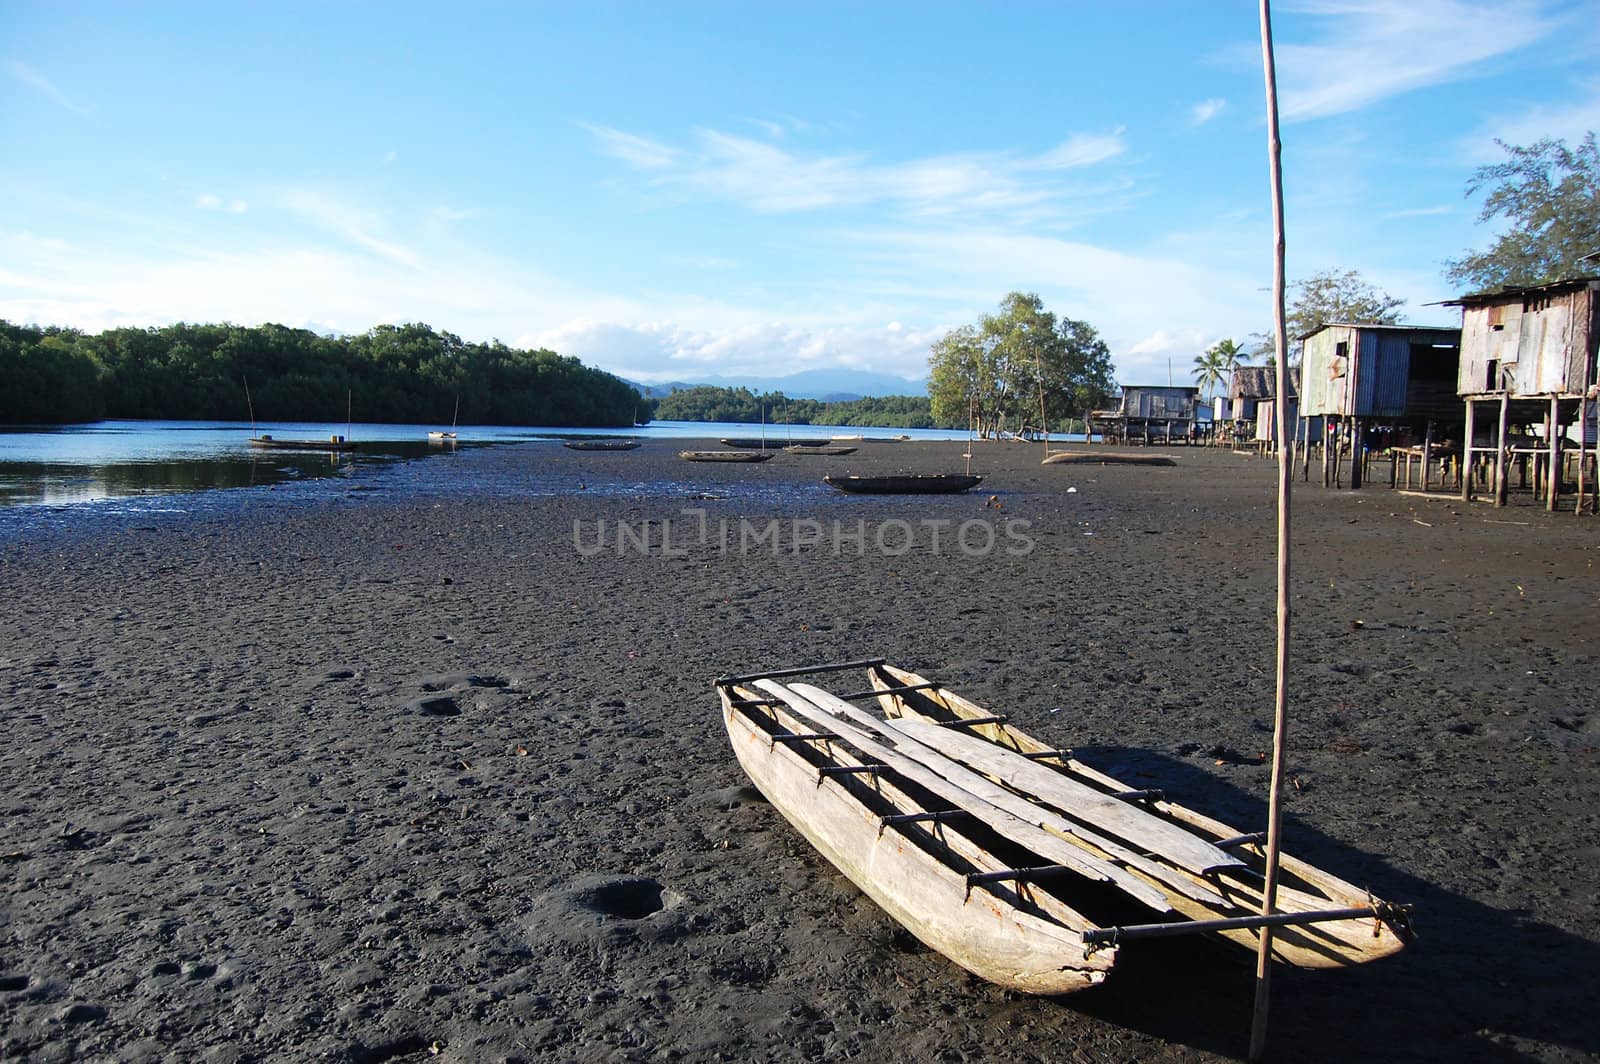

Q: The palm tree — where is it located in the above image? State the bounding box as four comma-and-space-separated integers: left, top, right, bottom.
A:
1192, 339, 1238, 403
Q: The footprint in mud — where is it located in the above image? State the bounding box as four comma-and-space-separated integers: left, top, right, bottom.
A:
406, 673, 515, 716
524, 874, 688, 945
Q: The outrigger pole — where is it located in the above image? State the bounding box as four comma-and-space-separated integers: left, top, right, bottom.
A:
1252, 0, 1295, 1059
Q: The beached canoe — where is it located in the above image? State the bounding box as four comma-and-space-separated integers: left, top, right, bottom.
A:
861, 663, 1413, 969
824, 474, 982, 494
680, 450, 775, 463
426, 430, 457, 441
565, 439, 641, 451
1042, 450, 1176, 467
717, 678, 1119, 994
718, 438, 793, 450
250, 435, 358, 452
785, 444, 857, 456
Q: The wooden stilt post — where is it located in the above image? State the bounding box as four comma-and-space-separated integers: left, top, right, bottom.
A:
1495, 394, 1510, 507
1321, 417, 1332, 487
1462, 400, 1476, 502
1350, 417, 1363, 489
1548, 395, 1562, 512
1251, 1, 1293, 1056
1300, 412, 1311, 482
1421, 420, 1434, 491
1579, 395, 1592, 515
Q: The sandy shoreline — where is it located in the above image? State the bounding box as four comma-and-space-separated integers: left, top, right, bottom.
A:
2, 438, 1596, 1061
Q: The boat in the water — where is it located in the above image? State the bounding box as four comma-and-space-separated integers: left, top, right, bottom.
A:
680, 450, 775, 463
565, 438, 641, 451
1043, 450, 1175, 467
250, 434, 358, 452
714, 659, 1412, 992
860, 662, 1413, 969
824, 474, 982, 494
785, 444, 857, 456
428, 396, 460, 441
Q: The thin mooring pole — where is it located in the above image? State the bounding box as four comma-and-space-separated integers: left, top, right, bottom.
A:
1251, 0, 1293, 1059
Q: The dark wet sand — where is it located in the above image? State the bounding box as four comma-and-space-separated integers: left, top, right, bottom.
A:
1, 439, 1596, 1062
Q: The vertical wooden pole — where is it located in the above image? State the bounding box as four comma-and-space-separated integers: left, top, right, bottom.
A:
1578, 395, 1592, 515
1462, 400, 1476, 502
1350, 417, 1363, 489
1322, 418, 1332, 487
1251, 0, 1293, 1057
1548, 395, 1561, 512
1495, 393, 1510, 507
1421, 420, 1434, 491
1300, 412, 1311, 482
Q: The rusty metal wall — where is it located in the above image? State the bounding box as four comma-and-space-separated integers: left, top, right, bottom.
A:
1457, 284, 1597, 397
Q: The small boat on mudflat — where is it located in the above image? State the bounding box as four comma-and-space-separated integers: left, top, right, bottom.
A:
715, 659, 1412, 993
861, 662, 1413, 970
718, 438, 792, 450
785, 444, 856, 456
565, 438, 641, 451
716, 673, 1118, 994
680, 450, 774, 463
250, 434, 358, 452
824, 474, 981, 494
1043, 450, 1175, 467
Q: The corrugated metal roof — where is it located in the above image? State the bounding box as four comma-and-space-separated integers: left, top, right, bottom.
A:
1445, 276, 1600, 306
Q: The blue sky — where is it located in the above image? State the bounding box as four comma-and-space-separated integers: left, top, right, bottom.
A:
3, 1, 1597, 389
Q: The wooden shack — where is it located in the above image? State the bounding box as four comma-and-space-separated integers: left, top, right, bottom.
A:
1297, 323, 1461, 488
1447, 277, 1600, 511
1087, 385, 1199, 445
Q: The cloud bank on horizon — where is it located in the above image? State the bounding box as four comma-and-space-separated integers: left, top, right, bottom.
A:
1, 0, 1595, 392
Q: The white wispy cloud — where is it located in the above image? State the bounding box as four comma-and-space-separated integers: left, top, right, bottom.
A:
5, 60, 92, 118
1461, 78, 1600, 161
1382, 204, 1454, 218
588, 124, 1129, 221
279, 189, 421, 269
584, 124, 682, 169
1190, 98, 1227, 125
195, 194, 248, 214
1274, 0, 1558, 121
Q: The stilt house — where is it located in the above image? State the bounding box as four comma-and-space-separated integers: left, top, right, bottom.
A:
1446, 277, 1600, 510
1088, 385, 1199, 444
1297, 323, 1461, 487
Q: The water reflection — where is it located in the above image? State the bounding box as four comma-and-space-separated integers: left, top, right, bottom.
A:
0, 438, 456, 507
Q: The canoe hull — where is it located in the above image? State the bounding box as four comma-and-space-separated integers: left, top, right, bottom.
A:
681, 450, 774, 463
721, 688, 1113, 994
250, 436, 357, 452
824, 474, 982, 495
866, 664, 1410, 969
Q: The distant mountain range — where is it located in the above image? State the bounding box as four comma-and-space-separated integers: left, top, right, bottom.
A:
623, 368, 925, 402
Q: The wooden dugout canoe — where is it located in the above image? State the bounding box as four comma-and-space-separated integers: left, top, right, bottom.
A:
862, 663, 1412, 969
718, 679, 1120, 994
824, 474, 982, 495
1042, 450, 1175, 467
564, 438, 641, 451
249, 435, 358, 452
785, 444, 857, 455
680, 450, 775, 463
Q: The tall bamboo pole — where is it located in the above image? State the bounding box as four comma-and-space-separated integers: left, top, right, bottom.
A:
1251, 0, 1293, 1058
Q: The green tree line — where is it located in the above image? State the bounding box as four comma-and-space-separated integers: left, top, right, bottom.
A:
653, 386, 945, 428
0, 320, 650, 427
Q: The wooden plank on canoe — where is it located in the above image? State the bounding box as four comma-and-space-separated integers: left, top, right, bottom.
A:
752, 680, 1174, 913
878, 717, 1243, 875
777, 682, 1242, 911
791, 683, 1234, 910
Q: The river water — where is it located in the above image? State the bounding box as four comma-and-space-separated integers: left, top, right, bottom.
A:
0, 419, 1002, 510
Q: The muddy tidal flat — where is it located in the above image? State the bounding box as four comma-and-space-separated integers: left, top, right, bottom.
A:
1, 439, 1596, 1062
